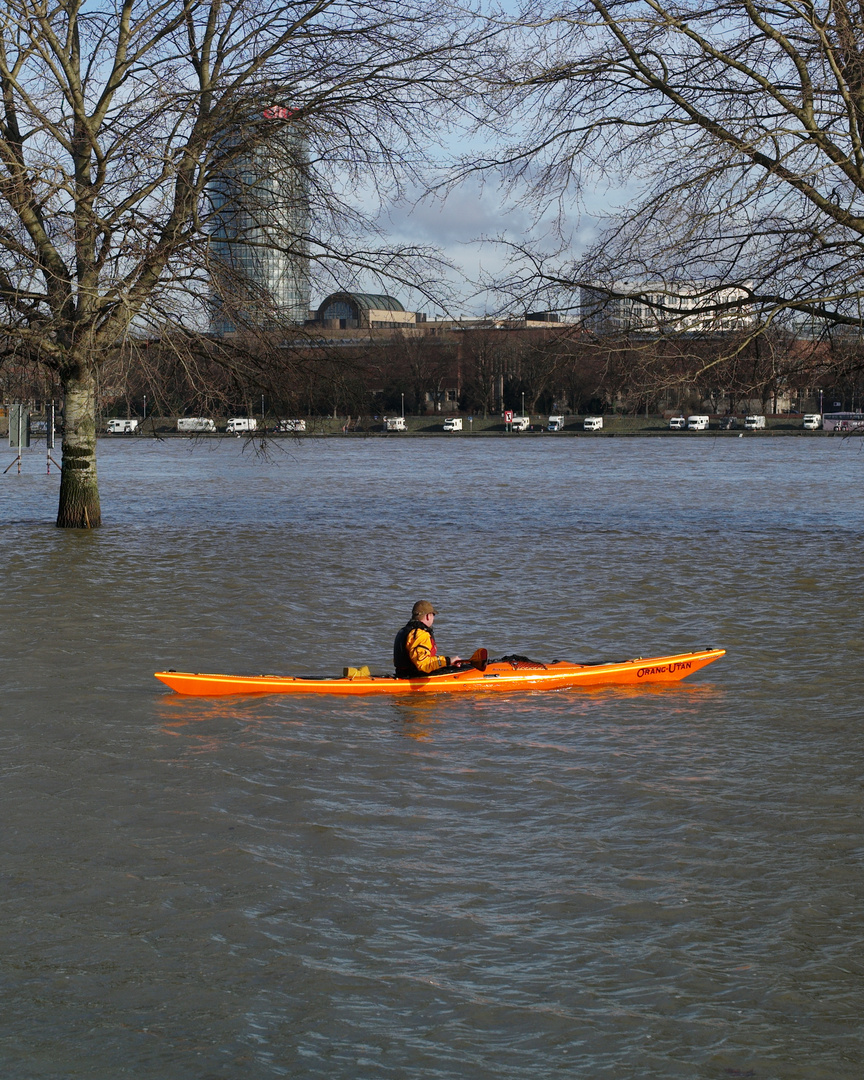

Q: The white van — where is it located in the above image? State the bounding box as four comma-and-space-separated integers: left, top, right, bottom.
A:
668, 416, 686, 430
802, 414, 822, 430
510, 415, 530, 432
177, 417, 215, 432
278, 419, 306, 433
226, 417, 257, 434
744, 415, 766, 430
384, 416, 406, 431
107, 419, 138, 434
687, 415, 710, 430
583, 416, 603, 431
547, 416, 565, 431
443, 417, 463, 432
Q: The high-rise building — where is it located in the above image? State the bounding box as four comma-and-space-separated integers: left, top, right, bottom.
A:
209, 106, 310, 334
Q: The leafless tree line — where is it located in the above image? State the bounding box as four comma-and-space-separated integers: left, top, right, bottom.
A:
6, 323, 855, 423
358, 326, 864, 417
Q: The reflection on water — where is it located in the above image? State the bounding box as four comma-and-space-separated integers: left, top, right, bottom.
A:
0, 437, 862, 1079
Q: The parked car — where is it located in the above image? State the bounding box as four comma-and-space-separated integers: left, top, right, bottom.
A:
583, 416, 603, 431
278, 419, 306, 432
443, 417, 463, 432
717, 416, 738, 430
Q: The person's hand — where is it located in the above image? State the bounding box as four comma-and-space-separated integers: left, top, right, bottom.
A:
450, 656, 462, 665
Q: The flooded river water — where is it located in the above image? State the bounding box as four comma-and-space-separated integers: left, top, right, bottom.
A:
1, 434, 862, 1079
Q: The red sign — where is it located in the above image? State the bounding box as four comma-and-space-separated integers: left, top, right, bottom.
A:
263, 106, 294, 120
504, 410, 513, 422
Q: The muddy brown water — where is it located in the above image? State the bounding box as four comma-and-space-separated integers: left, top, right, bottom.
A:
1, 435, 862, 1079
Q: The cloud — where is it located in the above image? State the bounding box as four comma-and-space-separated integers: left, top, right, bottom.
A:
378, 177, 562, 316
318, 171, 607, 318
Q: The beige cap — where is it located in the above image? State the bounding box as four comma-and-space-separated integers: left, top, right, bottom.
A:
412, 600, 437, 618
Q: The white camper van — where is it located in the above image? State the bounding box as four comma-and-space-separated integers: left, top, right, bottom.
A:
510, 416, 530, 432
443, 417, 463, 432
583, 416, 603, 431
107, 419, 138, 434
668, 416, 687, 430
278, 419, 306, 433
177, 417, 216, 432
547, 416, 565, 431
384, 416, 406, 431
687, 415, 710, 430
744, 415, 766, 430
226, 417, 257, 434
802, 414, 822, 430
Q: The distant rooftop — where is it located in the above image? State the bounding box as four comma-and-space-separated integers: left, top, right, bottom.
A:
316, 292, 414, 329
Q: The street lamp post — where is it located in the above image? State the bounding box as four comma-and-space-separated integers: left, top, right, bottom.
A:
521, 392, 525, 417
401, 393, 404, 418
143, 394, 147, 421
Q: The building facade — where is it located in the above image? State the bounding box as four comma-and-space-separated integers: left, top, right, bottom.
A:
209, 106, 310, 334
315, 293, 424, 330
581, 282, 753, 335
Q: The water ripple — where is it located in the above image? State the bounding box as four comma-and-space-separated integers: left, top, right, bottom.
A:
0, 437, 862, 1078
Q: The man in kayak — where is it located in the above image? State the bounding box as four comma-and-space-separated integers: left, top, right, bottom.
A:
394, 601, 462, 677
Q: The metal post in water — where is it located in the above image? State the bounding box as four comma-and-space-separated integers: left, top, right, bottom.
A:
5, 403, 28, 474
46, 402, 60, 474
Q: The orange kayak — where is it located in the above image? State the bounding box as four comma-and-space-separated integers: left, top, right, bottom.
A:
154, 648, 725, 697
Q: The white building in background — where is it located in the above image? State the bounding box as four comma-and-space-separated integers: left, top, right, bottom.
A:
209, 105, 310, 334
580, 282, 753, 335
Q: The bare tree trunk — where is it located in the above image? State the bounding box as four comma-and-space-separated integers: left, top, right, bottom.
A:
57, 369, 101, 529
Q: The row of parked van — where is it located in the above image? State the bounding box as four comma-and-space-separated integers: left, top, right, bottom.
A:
670, 414, 824, 430
546, 415, 603, 431
108, 412, 828, 436
443, 415, 606, 433
669, 415, 767, 431
181, 417, 307, 433
106, 417, 306, 434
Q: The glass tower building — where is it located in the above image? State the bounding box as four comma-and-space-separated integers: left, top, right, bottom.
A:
209, 107, 310, 334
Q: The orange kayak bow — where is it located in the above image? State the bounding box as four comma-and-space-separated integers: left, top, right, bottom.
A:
155, 648, 725, 697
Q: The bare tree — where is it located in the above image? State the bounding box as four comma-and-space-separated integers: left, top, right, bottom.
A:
459, 328, 509, 415
477, 0, 864, 354
0, 0, 487, 526
371, 330, 459, 413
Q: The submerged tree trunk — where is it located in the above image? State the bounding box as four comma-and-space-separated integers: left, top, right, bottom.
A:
57, 368, 102, 529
